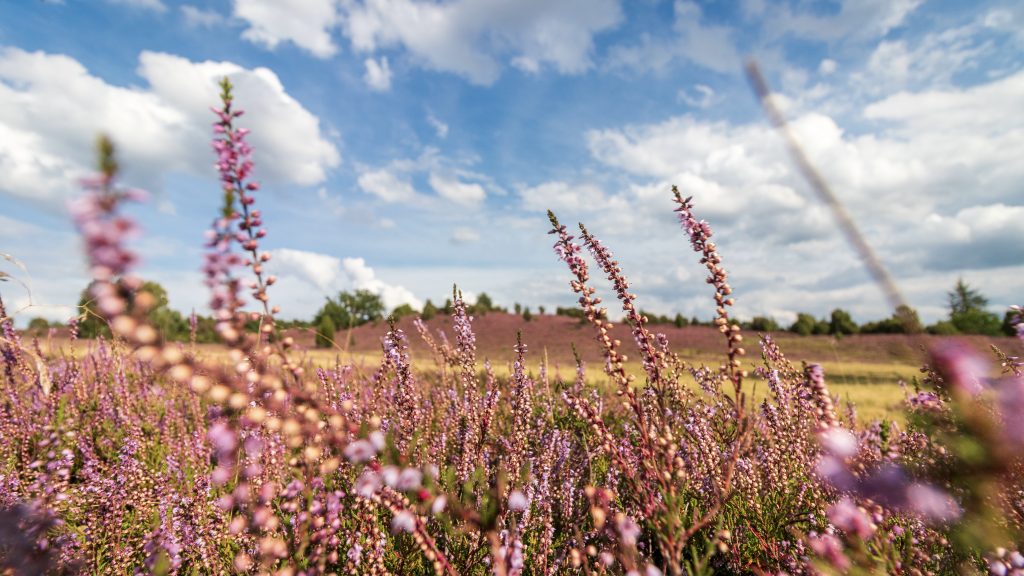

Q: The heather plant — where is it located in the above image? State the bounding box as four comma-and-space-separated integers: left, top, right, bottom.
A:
1, 77, 1022, 576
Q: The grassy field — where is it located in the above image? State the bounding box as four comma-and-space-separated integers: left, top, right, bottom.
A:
34, 333, 923, 424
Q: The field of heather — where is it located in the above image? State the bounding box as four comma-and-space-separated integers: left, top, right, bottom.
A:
2, 5, 1023, 574
2, 84, 1022, 573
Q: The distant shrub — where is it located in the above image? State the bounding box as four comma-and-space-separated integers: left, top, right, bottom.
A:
421, 299, 438, 320
315, 314, 335, 348
829, 308, 859, 335
748, 315, 780, 332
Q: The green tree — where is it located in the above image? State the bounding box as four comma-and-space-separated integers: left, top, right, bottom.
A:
314, 289, 384, 331
315, 314, 336, 349
1004, 310, 1021, 337
789, 313, 817, 336
473, 292, 494, 315
140, 281, 188, 340
27, 317, 51, 335
947, 279, 1001, 336
391, 303, 417, 320
514, 303, 522, 315
340, 289, 385, 326
421, 299, 438, 321
927, 320, 959, 336
948, 279, 988, 316
522, 307, 533, 322
749, 316, 779, 332
829, 309, 859, 336
76, 280, 186, 340
673, 313, 689, 328
861, 305, 922, 334
537, 305, 546, 316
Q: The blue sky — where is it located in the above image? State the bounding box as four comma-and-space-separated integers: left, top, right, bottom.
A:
0, 0, 1021, 326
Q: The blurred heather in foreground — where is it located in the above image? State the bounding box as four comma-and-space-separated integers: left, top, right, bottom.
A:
1, 80, 1022, 576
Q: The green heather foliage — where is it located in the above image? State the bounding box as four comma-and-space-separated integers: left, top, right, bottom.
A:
2, 81, 1023, 576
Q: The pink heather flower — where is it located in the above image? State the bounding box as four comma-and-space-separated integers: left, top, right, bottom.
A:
355, 469, 382, 498
431, 495, 447, 515
905, 483, 961, 523
508, 490, 529, 512
347, 543, 363, 566
931, 341, 989, 397
816, 456, 856, 491
617, 515, 641, 546
994, 376, 1024, 446
907, 391, 943, 411
344, 440, 377, 463
207, 422, 237, 454
370, 430, 386, 451
808, 533, 850, 570
645, 566, 663, 576
396, 468, 423, 491
381, 466, 400, 487
827, 498, 876, 539
819, 428, 858, 458
1009, 550, 1024, 568
391, 510, 416, 533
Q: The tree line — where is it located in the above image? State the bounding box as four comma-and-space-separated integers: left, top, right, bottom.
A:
23, 279, 1015, 345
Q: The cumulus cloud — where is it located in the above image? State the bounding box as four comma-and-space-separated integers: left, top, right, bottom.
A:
357, 168, 418, 202
270, 248, 421, 312
429, 173, 485, 205
0, 48, 340, 209
363, 56, 392, 91
181, 5, 225, 28
341, 0, 622, 84
760, 0, 924, 43
570, 67, 1024, 321
233, 0, 339, 57
607, 1, 739, 75
450, 227, 480, 244
106, 0, 167, 12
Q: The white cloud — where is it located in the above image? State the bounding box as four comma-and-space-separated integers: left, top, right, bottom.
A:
761, 0, 924, 43
0, 48, 340, 208
450, 227, 479, 244
428, 173, 485, 205
363, 56, 392, 91
317, 187, 345, 216
819, 59, 837, 75
342, 0, 622, 84
270, 248, 421, 312
519, 181, 606, 213
106, 0, 167, 12
678, 84, 716, 108
606, 1, 740, 75
233, 0, 340, 58
427, 112, 449, 138
574, 68, 1024, 321
357, 168, 418, 202
181, 5, 225, 28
